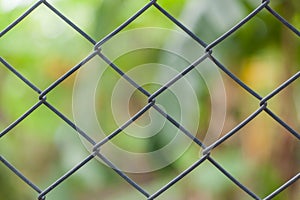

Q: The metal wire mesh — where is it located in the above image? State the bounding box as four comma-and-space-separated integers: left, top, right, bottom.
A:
0, 0, 299, 199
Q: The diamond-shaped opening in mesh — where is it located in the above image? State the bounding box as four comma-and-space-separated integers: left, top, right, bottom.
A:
0, 3, 93, 89
93, 49, 207, 135
210, 111, 299, 198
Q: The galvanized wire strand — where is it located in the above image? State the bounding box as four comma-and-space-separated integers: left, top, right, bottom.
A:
96, 152, 151, 198
92, 102, 154, 151
94, 1, 155, 50
0, 156, 43, 194
37, 154, 96, 200
263, 173, 300, 200
265, 5, 300, 37
42, 1, 97, 45
202, 104, 267, 155
152, 2, 207, 48
0, 0, 44, 38
147, 154, 209, 200
205, 0, 270, 51
207, 156, 261, 200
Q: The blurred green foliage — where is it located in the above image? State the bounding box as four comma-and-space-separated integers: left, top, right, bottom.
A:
0, 0, 299, 200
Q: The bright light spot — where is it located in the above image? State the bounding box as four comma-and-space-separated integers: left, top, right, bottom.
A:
0, 0, 35, 11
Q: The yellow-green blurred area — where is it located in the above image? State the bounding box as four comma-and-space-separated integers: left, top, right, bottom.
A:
0, 0, 299, 199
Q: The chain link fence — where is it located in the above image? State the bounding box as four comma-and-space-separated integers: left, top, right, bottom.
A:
0, 0, 299, 199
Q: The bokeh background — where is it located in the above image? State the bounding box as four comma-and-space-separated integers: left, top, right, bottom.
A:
0, 0, 299, 199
